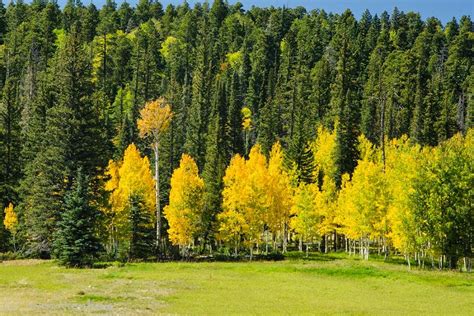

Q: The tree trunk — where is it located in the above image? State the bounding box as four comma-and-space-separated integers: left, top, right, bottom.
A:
265, 231, 269, 255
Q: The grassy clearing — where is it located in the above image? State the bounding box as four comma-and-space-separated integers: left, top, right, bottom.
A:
0, 254, 473, 315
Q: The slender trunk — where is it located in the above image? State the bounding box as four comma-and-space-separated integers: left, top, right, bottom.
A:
265, 231, 269, 255
324, 235, 328, 254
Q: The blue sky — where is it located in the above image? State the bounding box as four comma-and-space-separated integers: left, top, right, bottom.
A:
86, 0, 472, 23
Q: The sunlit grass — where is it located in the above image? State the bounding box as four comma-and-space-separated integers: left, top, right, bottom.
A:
0, 254, 473, 315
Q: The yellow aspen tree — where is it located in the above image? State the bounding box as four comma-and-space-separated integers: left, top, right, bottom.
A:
385, 136, 422, 260
312, 126, 338, 182
104, 160, 121, 253
245, 145, 270, 257
315, 176, 338, 239
164, 154, 204, 251
138, 98, 173, 250
241, 106, 252, 155
337, 136, 390, 259
290, 183, 321, 255
311, 126, 339, 250
219, 154, 250, 253
267, 142, 293, 252
220, 146, 269, 257
3, 203, 18, 251
104, 144, 156, 251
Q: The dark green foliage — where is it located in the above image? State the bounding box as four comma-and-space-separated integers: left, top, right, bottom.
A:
53, 169, 100, 267
330, 11, 361, 185
201, 78, 228, 245
19, 103, 71, 258
128, 194, 154, 260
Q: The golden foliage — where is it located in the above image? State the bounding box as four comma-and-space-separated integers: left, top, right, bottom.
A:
267, 142, 293, 237
311, 126, 338, 235
219, 143, 293, 249
138, 98, 173, 140
3, 203, 17, 233
385, 136, 423, 253
241, 106, 252, 131
164, 154, 205, 247
290, 184, 321, 242
104, 144, 156, 240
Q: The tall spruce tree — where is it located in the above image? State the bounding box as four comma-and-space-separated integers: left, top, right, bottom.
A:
330, 10, 360, 185
53, 169, 100, 267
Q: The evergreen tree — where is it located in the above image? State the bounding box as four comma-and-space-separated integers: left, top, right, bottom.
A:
129, 193, 154, 260
53, 169, 100, 267
330, 10, 360, 185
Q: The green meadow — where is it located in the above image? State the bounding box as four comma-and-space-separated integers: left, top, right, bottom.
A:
0, 254, 472, 315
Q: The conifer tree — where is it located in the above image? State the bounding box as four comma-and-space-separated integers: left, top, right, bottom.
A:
129, 193, 154, 260
53, 169, 100, 267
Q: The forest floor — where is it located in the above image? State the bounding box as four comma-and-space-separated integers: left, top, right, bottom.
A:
0, 253, 473, 315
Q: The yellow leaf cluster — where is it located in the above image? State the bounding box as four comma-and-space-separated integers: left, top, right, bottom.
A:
384, 136, 423, 252
3, 203, 17, 233
164, 154, 205, 247
105, 144, 156, 239
312, 125, 338, 183
310, 126, 338, 235
138, 98, 173, 140
160, 36, 184, 62
226, 51, 243, 70
337, 158, 389, 240
219, 143, 293, 248
241, 106, 252, 131
267, 142, 293, 236
290, 184, 321, 242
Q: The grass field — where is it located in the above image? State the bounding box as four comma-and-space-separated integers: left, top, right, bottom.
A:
0, 253, 473, 315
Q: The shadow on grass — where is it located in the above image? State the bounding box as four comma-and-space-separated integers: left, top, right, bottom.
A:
285, 251, 344, 262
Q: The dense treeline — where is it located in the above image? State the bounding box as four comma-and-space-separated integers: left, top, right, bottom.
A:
0, 0, 472, 269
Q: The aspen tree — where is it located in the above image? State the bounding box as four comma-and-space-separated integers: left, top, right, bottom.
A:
164, 154, 204, 252
138, 98, 173, 253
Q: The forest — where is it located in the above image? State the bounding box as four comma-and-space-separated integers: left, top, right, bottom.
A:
0, 0, 472, 270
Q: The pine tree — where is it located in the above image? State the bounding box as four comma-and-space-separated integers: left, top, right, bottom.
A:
201, 78, 229, 246
129, 193, 154, 260
53, 169, 100, 267
19, 103, 70, 258
184, 30, 211, 169
330, 10, 361, 185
